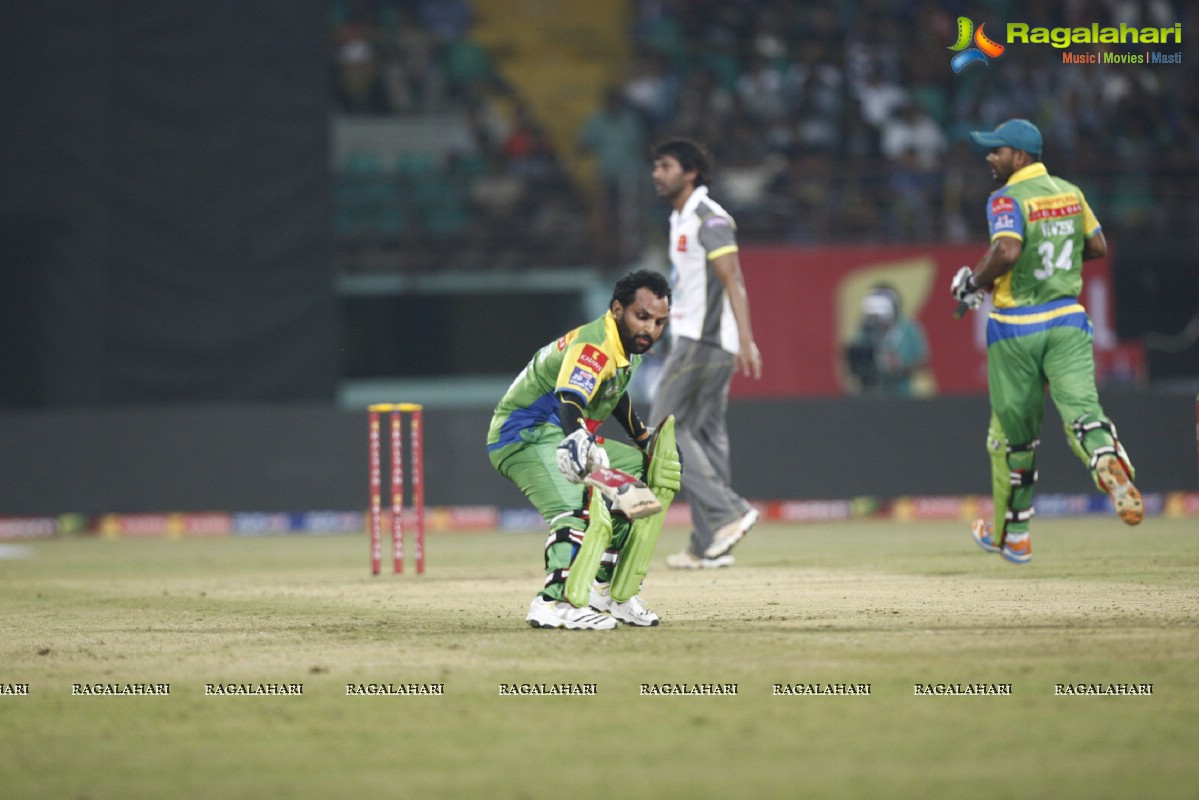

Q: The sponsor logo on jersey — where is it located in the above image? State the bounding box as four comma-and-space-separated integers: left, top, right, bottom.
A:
991, 196, 1015, 215
993, 215, 1016, 231
557, 329, 580, 351
676, 234, 687, 252
578, 344, 608, 375
1027, 193, 1082, 221
567, 367, 596, 396
704, 215, 730, 228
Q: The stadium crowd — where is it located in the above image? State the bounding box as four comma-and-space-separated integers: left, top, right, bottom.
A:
330, 0, 1197, 270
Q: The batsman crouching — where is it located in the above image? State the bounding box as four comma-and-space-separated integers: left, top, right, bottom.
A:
487, 270, 681, 629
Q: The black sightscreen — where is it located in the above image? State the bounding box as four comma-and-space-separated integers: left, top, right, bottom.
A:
0, 1, 337, 405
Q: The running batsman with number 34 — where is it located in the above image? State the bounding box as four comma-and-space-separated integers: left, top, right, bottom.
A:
951, 119, 1142, 564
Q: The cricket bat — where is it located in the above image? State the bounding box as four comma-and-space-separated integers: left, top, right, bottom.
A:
584, 467, 662, 520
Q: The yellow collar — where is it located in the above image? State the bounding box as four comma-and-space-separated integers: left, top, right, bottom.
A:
603, 311, 630, 367
1006, 162, 1048, 187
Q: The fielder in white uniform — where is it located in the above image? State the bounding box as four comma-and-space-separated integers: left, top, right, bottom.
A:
649, 138, 763, 569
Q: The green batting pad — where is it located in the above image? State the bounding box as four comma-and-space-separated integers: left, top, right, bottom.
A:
611, 509, 666, 602
645, 415, 681, 496
563, 490, 612, 609
611, 417, 681, 602
987, 417, 1012, 541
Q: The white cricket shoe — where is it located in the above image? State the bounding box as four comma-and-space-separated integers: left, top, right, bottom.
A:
664, 550, 734, 570
589, 582, 660, 627
703, 507, 760, 558
526, 597, 617, 630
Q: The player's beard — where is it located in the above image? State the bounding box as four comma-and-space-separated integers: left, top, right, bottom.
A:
653, 172, 688, 202
989, 151, 1017, 183
616, 317, 655, 355
629, 335, 653, 354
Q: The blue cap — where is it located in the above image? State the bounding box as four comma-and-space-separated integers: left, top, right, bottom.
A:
970, 119, 1043, 157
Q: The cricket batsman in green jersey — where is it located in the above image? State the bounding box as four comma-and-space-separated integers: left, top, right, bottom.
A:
488, 270, 682, 629
952, 119, 1142, 564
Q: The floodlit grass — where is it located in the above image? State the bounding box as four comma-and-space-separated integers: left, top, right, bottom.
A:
1, 519, 1197, 799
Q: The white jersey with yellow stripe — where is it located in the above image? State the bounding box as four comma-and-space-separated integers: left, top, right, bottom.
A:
667, 185, 740, 354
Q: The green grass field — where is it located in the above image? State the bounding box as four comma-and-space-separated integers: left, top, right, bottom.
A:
2, 518, 1197, 799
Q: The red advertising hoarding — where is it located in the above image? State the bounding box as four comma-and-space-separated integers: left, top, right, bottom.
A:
732, 244, 1143, 398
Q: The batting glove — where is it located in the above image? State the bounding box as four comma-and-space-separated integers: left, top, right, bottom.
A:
556, 428, 594, 484
586, 441, 610, 473
951, 266, 985, 310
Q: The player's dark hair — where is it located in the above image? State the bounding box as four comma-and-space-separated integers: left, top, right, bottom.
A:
652, 137, 710, 186
611, 269, 671, 309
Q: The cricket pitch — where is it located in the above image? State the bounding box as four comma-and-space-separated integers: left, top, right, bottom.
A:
1, 518, 1196, 799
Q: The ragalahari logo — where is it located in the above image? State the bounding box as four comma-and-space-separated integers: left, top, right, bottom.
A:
948, 17, 1005, 73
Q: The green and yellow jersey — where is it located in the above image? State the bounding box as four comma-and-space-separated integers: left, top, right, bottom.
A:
985, 162, 1101, 309
487, 311, 639, 452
